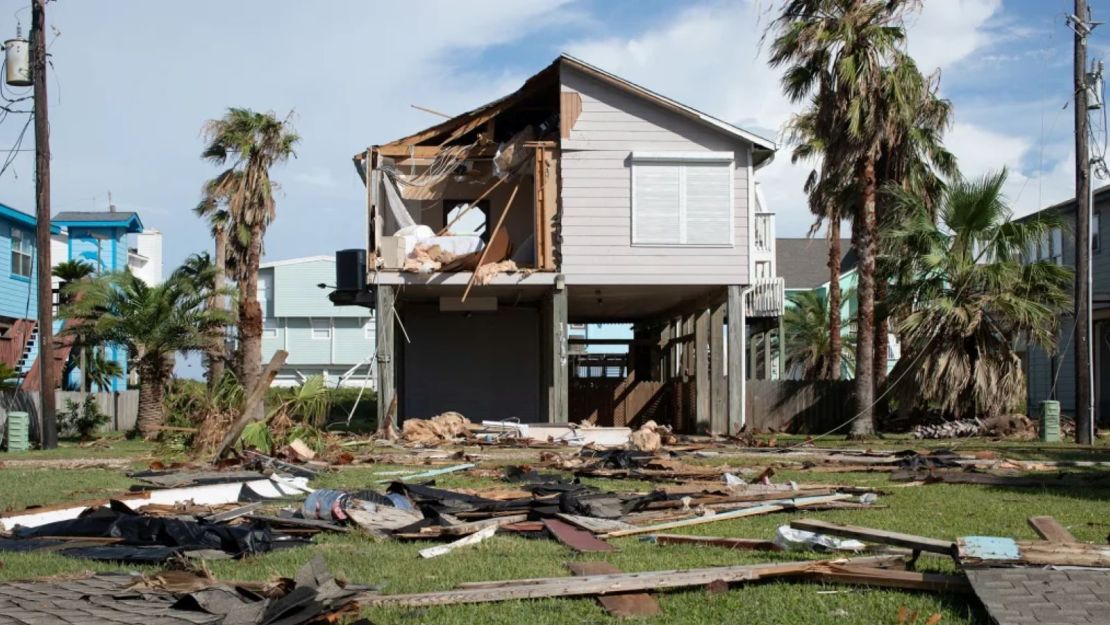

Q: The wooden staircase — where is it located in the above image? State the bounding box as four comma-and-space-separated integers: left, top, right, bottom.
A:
0, 319, 36, 370
20, 319, 80, 391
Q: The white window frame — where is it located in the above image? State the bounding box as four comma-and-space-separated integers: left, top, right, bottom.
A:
630, 151, 735, 247
262, 317, 279, 339
10, 227, 32, 278
310, 317, 332, 340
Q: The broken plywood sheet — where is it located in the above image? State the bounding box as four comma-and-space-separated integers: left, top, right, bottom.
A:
567, 561, 660, 617
543, 518, 615, 553
958, 536, 1110, 568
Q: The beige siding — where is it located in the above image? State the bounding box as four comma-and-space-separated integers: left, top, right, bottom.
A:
558, 66, 751, 285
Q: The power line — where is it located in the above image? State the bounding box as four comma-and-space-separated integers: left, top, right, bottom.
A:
0, 113, 32, 179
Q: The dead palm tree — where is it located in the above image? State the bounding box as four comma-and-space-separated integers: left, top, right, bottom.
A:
201, 109, 298, 415
770, 0, 925, 436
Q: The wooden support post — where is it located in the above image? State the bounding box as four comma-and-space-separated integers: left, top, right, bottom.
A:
727, 286, 744, 434
750, 324, 760, 381
659, 321, 672, 381
764, 326, 772, 380
542, 286, 568, 423
212, 350, 288, 460
710, 301, 727, 435
695, 307, 710, 432
376, 285, 397, 433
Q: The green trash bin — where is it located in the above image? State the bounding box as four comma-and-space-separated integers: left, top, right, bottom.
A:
1039, 400, 1061, 443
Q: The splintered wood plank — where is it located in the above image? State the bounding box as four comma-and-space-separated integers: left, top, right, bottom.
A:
556, 514, 637, 534
648, 534, 780, 552
357, 557, 895, 607
544, 518, 616, 553
604, 495, 851, 539
1027, 516, 1077, 543
789, 520, 956, 556
567, 561, 661, 617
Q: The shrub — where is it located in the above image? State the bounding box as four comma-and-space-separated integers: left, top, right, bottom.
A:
59, 396, 110, 440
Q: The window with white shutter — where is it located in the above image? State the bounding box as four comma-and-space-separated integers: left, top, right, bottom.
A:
631, 152, 733, 246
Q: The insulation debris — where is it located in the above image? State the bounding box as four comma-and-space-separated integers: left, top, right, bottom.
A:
401, 412, 474, 446
473, 259, 517, 285
629, 420, 663, 453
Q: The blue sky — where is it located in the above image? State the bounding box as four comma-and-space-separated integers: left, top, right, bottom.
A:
0, 0, 1102, 273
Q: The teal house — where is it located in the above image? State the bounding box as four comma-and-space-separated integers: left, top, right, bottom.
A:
777, 237, 899, 379
259, 256, 375, 387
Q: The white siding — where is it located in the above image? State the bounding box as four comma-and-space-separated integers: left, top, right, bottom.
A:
558, 65, 752, 285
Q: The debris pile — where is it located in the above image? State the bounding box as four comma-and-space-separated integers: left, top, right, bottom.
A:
910, 414, 1036, 440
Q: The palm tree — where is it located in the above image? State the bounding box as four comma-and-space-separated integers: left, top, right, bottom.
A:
195, 188, 233, 388
770, 0, 932, 436
60, 267, 233, 439
884, 171, 1072, 420
201, 109, 298, 418
52, 260, 95, 304
786, 103, 854, 380
871, 58, 958, 419
783, 290, 856, 379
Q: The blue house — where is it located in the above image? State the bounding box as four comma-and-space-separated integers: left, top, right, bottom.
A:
52, 211, 145, 391
0, 204, 149, 392
0, 203, 61, 378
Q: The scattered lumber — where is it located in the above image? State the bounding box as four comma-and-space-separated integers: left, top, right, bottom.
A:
646, 534, 780, 552
438, 514, 529, 537
789, 520, 957, 557
803, 562, 971, 593
543, 519, 615, 553
376, 463, 475, 483
1027, 516, 1077, 543
566, 561, 660, 617
355, 556, 910, 607
603, 494, 851, 539
556, 513, 636, 534
890, 470, 1110, 488
202, 502, 263, 523
419, 524, 497, 559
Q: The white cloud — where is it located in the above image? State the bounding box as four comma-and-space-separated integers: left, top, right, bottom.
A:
563, 0, 1009, 236
906, 0, 1002, 74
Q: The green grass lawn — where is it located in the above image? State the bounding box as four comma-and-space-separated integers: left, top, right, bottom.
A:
1, 437, 1109, 624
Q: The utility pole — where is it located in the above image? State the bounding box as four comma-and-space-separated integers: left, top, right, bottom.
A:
31, 0, 55, 449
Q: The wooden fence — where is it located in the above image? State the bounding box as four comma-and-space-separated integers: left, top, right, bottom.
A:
746, 380, 854, 433
0, 390, 140, 441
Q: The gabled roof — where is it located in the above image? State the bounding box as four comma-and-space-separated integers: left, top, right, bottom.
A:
260, 255, 334, 269
777, 238, 857, 289
364, 54, 777, 165
53, 211, 144, 233
0, 201, 61, 234
558, 54, 778, 154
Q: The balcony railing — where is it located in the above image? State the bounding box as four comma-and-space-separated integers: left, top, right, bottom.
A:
746, 277, 785, 317
753, 212, 774, 254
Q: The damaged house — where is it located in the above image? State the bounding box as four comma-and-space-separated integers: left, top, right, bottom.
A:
333, 55, 783, 434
